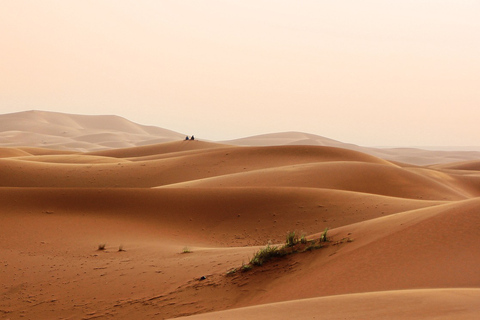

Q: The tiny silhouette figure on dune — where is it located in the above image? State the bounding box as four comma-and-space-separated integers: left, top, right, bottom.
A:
185, 136, 189, 140
190, 135, 195, 140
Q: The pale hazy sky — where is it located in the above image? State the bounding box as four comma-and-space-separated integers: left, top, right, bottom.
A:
1, 1, 479, 146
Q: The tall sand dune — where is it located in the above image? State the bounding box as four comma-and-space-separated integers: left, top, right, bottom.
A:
0, 110, 185, 151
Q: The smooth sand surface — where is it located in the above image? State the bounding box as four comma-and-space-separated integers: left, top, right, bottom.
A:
1, 111, 480, 319
175, 289, 480, 320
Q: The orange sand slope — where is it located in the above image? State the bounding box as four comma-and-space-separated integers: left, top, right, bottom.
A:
176, 289, 480, 320
1, 138, 480, 319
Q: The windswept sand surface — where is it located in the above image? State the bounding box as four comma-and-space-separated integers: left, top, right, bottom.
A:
1, 136, 480, 320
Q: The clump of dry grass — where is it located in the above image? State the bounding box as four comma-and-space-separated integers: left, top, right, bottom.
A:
232, 228, 336, 273
250, 244, 285, 266
285, 231, 298, 247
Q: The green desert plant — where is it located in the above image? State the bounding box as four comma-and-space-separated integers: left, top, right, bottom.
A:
241, 264, 253, 272
227, 227, 343, 275
320, 227, 329, 242
300, 233, 307, 244
304, 242, 324, 251
250, 244, 282, 266
285, 231, 298, 247
182, 246, 192, 254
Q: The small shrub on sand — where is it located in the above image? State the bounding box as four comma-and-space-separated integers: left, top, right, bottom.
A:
182, 246, 192, 254
118, 245, 125, 252
228, 227, 339, 274
250, 245, 283, 266
320, 227, 329, 242
241, 264, 252, 272
300, 233, 307, 244
304, 242, 324, 251
285, 231, 298, 247
98, 243, 106, 251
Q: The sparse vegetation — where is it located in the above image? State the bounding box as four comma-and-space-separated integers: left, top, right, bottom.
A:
304, 242, 324, 251
182, 246, 192, 254
250, 244, 283, 266
300, 233, 307, 244
229, 227, 340, 274
285, 231, 298, 247
226, 268, 237, 275
118, 245, 125, 252
241, 264, 252, 272
320, 227, 329, 242
98, 243, 106, 251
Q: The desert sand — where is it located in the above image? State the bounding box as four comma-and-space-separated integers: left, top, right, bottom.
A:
3, 110, 480, 165
1, 111, 480, 319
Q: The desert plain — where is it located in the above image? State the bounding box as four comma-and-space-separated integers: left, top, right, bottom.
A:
1, 111, 480, 319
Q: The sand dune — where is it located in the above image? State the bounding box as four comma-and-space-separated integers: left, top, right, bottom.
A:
2, 110, 480, 165
222, 131, 358, 148
1, 111, 480, 319
239, 198, 480, 304
87, 140, 230, 159
0, 187, 445, 247
224, 131, 480, 165
365, 147, 480, 166
430, 159, 480, 171
0, 110, 185, 151
2, 186, 471, 319
162, 161, 474, 200
15, 147, 77, 156
175, 289, 480, 320
0, 145, 396, 188
0, 147, 32, 158
12, 154, 131, 164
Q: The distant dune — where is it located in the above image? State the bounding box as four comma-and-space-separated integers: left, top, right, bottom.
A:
224, 132, 480, 166
2, 110, 480, 165
1, 110, 480, 319
222, 131, 357, 148
0, 110, 185, 151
